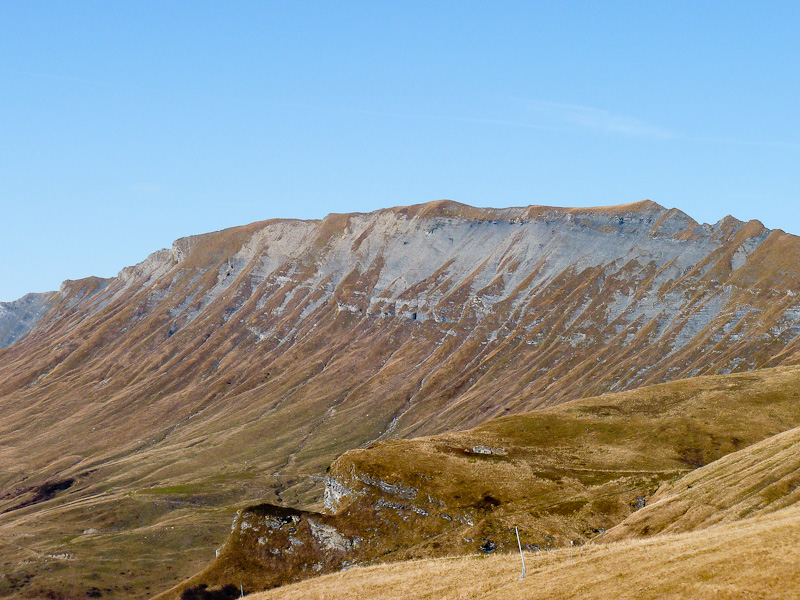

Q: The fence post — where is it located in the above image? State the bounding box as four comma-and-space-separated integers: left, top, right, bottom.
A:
515, 526, 526, 580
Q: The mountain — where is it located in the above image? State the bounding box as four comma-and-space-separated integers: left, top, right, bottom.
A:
1, 200, 800, 599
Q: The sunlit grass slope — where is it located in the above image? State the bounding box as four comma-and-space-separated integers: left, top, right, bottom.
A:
251, 503, 800, 600
169, 365, 800, 597
601, 422, 800, 541
327, 364, 800, 555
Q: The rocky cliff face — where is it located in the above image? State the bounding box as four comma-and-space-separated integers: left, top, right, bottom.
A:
0, 291, 58, 348
2, 200, 800, 599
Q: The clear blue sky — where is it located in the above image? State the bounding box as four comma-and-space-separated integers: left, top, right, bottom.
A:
2, 1, 799, 301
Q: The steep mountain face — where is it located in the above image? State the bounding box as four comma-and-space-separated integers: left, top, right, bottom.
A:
4, 201, 800, 471
0, 291, 57, 348
2, 200, 800, 598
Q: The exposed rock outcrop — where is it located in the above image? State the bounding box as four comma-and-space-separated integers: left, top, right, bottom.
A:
0, 291, 56, 347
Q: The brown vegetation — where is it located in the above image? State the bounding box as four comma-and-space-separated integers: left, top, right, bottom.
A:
250, 502, 800, 599
167, 365, 800, 596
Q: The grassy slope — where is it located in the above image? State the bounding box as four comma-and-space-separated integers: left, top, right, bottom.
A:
331, 364, 800, 555
249, 503, 800, 600
601, 422, 800, 541
5, 364, 800, 599
0, 419, 282, 600
170, 364, 800, 597
241, 379, 800, 600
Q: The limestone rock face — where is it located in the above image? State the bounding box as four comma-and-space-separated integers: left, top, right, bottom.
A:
3, 200, 800, 481
0, 292, 57, 348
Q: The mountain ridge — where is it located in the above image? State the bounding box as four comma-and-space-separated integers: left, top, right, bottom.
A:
0, 198, 766, 313
3, 200, 800, 478
1, 199, 799, 598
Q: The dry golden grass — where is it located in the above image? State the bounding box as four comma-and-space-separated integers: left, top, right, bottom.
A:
327, 365, 800, 553
601, 423, 800, 541
164, 365, 800, 599
251, 503, 800, 600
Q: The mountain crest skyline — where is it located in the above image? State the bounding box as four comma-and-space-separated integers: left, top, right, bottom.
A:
2, 198, 800, 598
